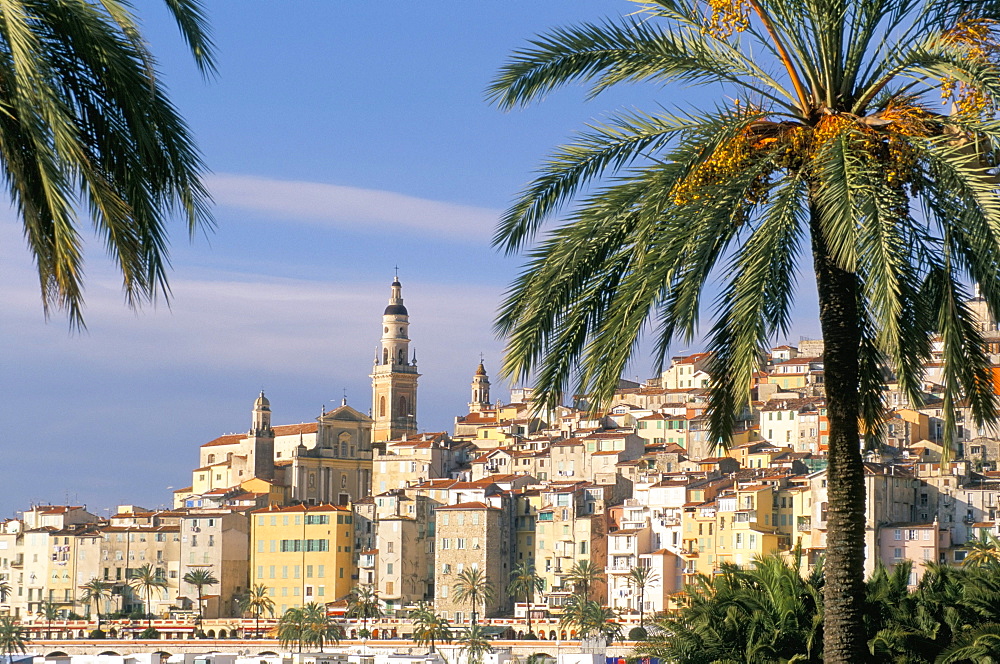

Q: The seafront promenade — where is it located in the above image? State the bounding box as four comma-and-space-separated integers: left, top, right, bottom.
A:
17, 617, 633, 643
24, 638, 633, 660
16, 619, 635, 660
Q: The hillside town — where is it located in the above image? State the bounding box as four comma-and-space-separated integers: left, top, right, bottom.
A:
4, 278, 1000, 629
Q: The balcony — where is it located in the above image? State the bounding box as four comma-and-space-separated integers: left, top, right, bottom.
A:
605, 564, 633, 574
797, 518, 812, 532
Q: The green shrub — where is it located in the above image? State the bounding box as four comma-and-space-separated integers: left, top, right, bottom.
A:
628, 626, 648, 641
89, 629, 107, 639
140, 627, 160, 639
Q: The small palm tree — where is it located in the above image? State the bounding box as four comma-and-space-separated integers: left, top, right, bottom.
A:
411, 603, 453, 654
128, 563, 167, 633
565, 560, 602, 601
278, 607, 306, 653
963, 531, 1000, 568
459, 624, 493, 664
636, 556, 823, 662
39, 600, 59, 639
300, 602, 342, 651
508, 562, 544, 637
0, 616, 28, 660
345, 584, 383, 639
936, 624, 1000, 663
0, 581, 10, 604
626, 566, 661, 628
453, 568, 497, 625
80, 579, 113, 633
560, 597, 621, 643
238, 584, 275, 639
182, 569, 219, 633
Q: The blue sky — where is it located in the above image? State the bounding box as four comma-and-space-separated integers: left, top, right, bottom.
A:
0, 1, 821, 517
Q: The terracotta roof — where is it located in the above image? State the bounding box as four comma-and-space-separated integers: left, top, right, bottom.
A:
436, 501, 498, 511
201, 433, 245, 448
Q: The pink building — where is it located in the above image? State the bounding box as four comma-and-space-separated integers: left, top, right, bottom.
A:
877, 522, 951, 587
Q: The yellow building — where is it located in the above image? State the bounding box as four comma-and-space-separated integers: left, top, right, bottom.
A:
250, 504, 356, 614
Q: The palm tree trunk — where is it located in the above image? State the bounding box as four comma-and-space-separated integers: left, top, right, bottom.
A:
810, 203, 867, 663
525, 591, 532, 636
638, 587, 644, 628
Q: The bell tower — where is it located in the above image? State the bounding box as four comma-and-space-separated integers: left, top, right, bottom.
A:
371, 276, 420, 441
469, 360, 492, 413
248, 391, 275, 481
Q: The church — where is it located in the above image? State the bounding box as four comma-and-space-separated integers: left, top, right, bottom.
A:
174, 276, 424, 509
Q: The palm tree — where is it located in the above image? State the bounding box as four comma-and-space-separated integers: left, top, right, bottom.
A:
963, 530, 1000, 568
564, 560, 602, 601
488, 2, 1000, 660
345, 584, 383, 638
278, 607, 306, 653
80, 579, 112, 634
453, 567, 497, 626
300, 602, 342, 651
459, 624, 493, 664
237, 583, 275, 639
182, 569, 219, 634
128, 563, 167, 633
0, 0, 215, 328
637, 556, 823, 662
411, 603, 453, 654
0, 581, 10, 605
560, 597, 622, 643
39, 600, 59, 639
508, 562, 545, 637
0, 616, 28, 660
626, 566, 660, 629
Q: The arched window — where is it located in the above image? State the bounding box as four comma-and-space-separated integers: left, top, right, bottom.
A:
398, 395, 408, 416
207, 454, 215, 464
339, 432, 351, 457
379, 396, 386, 417
383, 348, 389, 364
398, 349, 405, 364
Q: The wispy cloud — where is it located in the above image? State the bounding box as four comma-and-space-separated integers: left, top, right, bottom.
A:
206, 173, 500, 241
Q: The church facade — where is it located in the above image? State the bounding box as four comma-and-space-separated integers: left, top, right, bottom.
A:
175, 277, 424, 509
